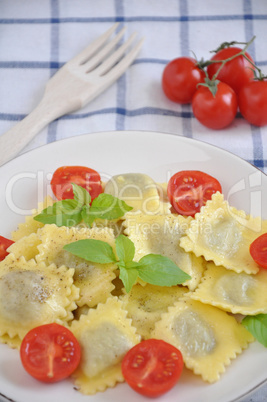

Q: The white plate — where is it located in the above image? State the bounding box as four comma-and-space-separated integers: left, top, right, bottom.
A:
0, 131, 266, 402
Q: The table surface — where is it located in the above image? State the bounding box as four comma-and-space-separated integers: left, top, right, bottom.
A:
0, 1, 266, 401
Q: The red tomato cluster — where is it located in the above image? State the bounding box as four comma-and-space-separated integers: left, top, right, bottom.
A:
162, 44, 267, 129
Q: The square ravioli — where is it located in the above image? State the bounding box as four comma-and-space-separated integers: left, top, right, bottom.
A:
152, 298, 254, 383
71, 296, 140, 394
124, 213, 205, 290
180, 192, 265, 274
190, 262, 267, 315
120, 283, 188, 339
35, 224, 117, 307
0, 253, 79, 342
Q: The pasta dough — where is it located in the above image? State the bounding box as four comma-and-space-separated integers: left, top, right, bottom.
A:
104, 173, 170, 215
120, 283, 188, 339
180, 192, 263, 274
191, 262, 267, 315
152, 298, 254, 383
0, 253, 79, 342
124, 213, 205, 290
71, 296, 140, 394
35, 224, 117, 307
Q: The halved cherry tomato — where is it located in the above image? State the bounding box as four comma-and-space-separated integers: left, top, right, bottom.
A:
50, 165, 103, 201
162, 57, 205, 104
20, 323, 81, 383
192, 81, 238, 129
207, 47, 255, 94
121, 339, 183, 398
249, 233, 267, 269
0, 235, 14, 261
167, 170, 222, 216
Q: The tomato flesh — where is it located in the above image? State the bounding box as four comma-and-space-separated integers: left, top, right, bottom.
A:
250, 233, 267, 269
51, 165, 103, 201
238, 80, 267, 127
192, 81, 238, 129
162, 57, 205, 104
0, 236, 14, 261
121, 339, 183, 398
167, 170, 222, 216
207, 47, 255, 94
20, 323, 81, 383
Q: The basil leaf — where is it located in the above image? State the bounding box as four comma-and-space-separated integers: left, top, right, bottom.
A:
119, 266, 139, 293
81, 205, 95, 227
72, 183, 91, 206
242, 314, 267, 347
63, 239, 117, 264
115, 234, 135, 263
89, 193, 133, 221
34, 199, 82, 227
136, 254, 191, 287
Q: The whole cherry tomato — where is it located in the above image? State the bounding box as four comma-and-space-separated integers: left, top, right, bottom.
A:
121, 339, 184, 398
51, 165, 103, 201
20, 323, 81, 383
250, 233, 267, 269
162, 57, 205, 103
192, 81, 238, 129
0, 235, 14, 261
207, 47, 255, 94
167, 170, 222, 216
238, 80, 267, 127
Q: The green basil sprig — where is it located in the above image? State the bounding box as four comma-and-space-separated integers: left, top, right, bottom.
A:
242, 314, 267, 347
34, 183, 133, 227
63, 234, 191, 292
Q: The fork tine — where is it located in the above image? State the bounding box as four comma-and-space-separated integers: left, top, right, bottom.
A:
83, 26, 127, 73
94, 32, 139, 77
68, 22, 120, 66
99, 37, 144, 81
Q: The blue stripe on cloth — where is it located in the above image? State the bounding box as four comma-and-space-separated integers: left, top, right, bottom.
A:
0, 107, 194, 121
47, 0, 60, 144
0, 58, 266, 70
0, 15, 267, 24
114, 0, 126, 131
179, 0, 193, 139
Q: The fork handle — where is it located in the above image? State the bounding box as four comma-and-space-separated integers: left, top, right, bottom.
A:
0, 95, 64, 166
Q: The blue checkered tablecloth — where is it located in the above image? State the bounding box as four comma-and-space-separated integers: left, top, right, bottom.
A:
0, 1, 267, 402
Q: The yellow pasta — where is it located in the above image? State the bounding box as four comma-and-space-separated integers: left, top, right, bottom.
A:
120, 283, 188, 339
0, 253, 79, 341
124, 213, 205, 290
152, 298, 254, 383
35, 224, 117, 307
180, 192, 264, 274
71, 296, 140, 394
11, 196, 54, 241
104, 173, 170, 215
191, 262, 267, 315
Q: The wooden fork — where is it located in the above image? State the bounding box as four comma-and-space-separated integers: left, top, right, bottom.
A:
0, 23, 143, 166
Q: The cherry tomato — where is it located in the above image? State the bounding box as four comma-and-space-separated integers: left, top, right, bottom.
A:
162, 57, 205, 104
238, 80, 267, 127
20, 323, 81, 383
0, 235, 14, 261
167, 170, 222, 216
192, 81, 238, 129
121, 339, 183, 398
50, 165, 103, 201
207, 47, 255, 94
250, 233, 267, 269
